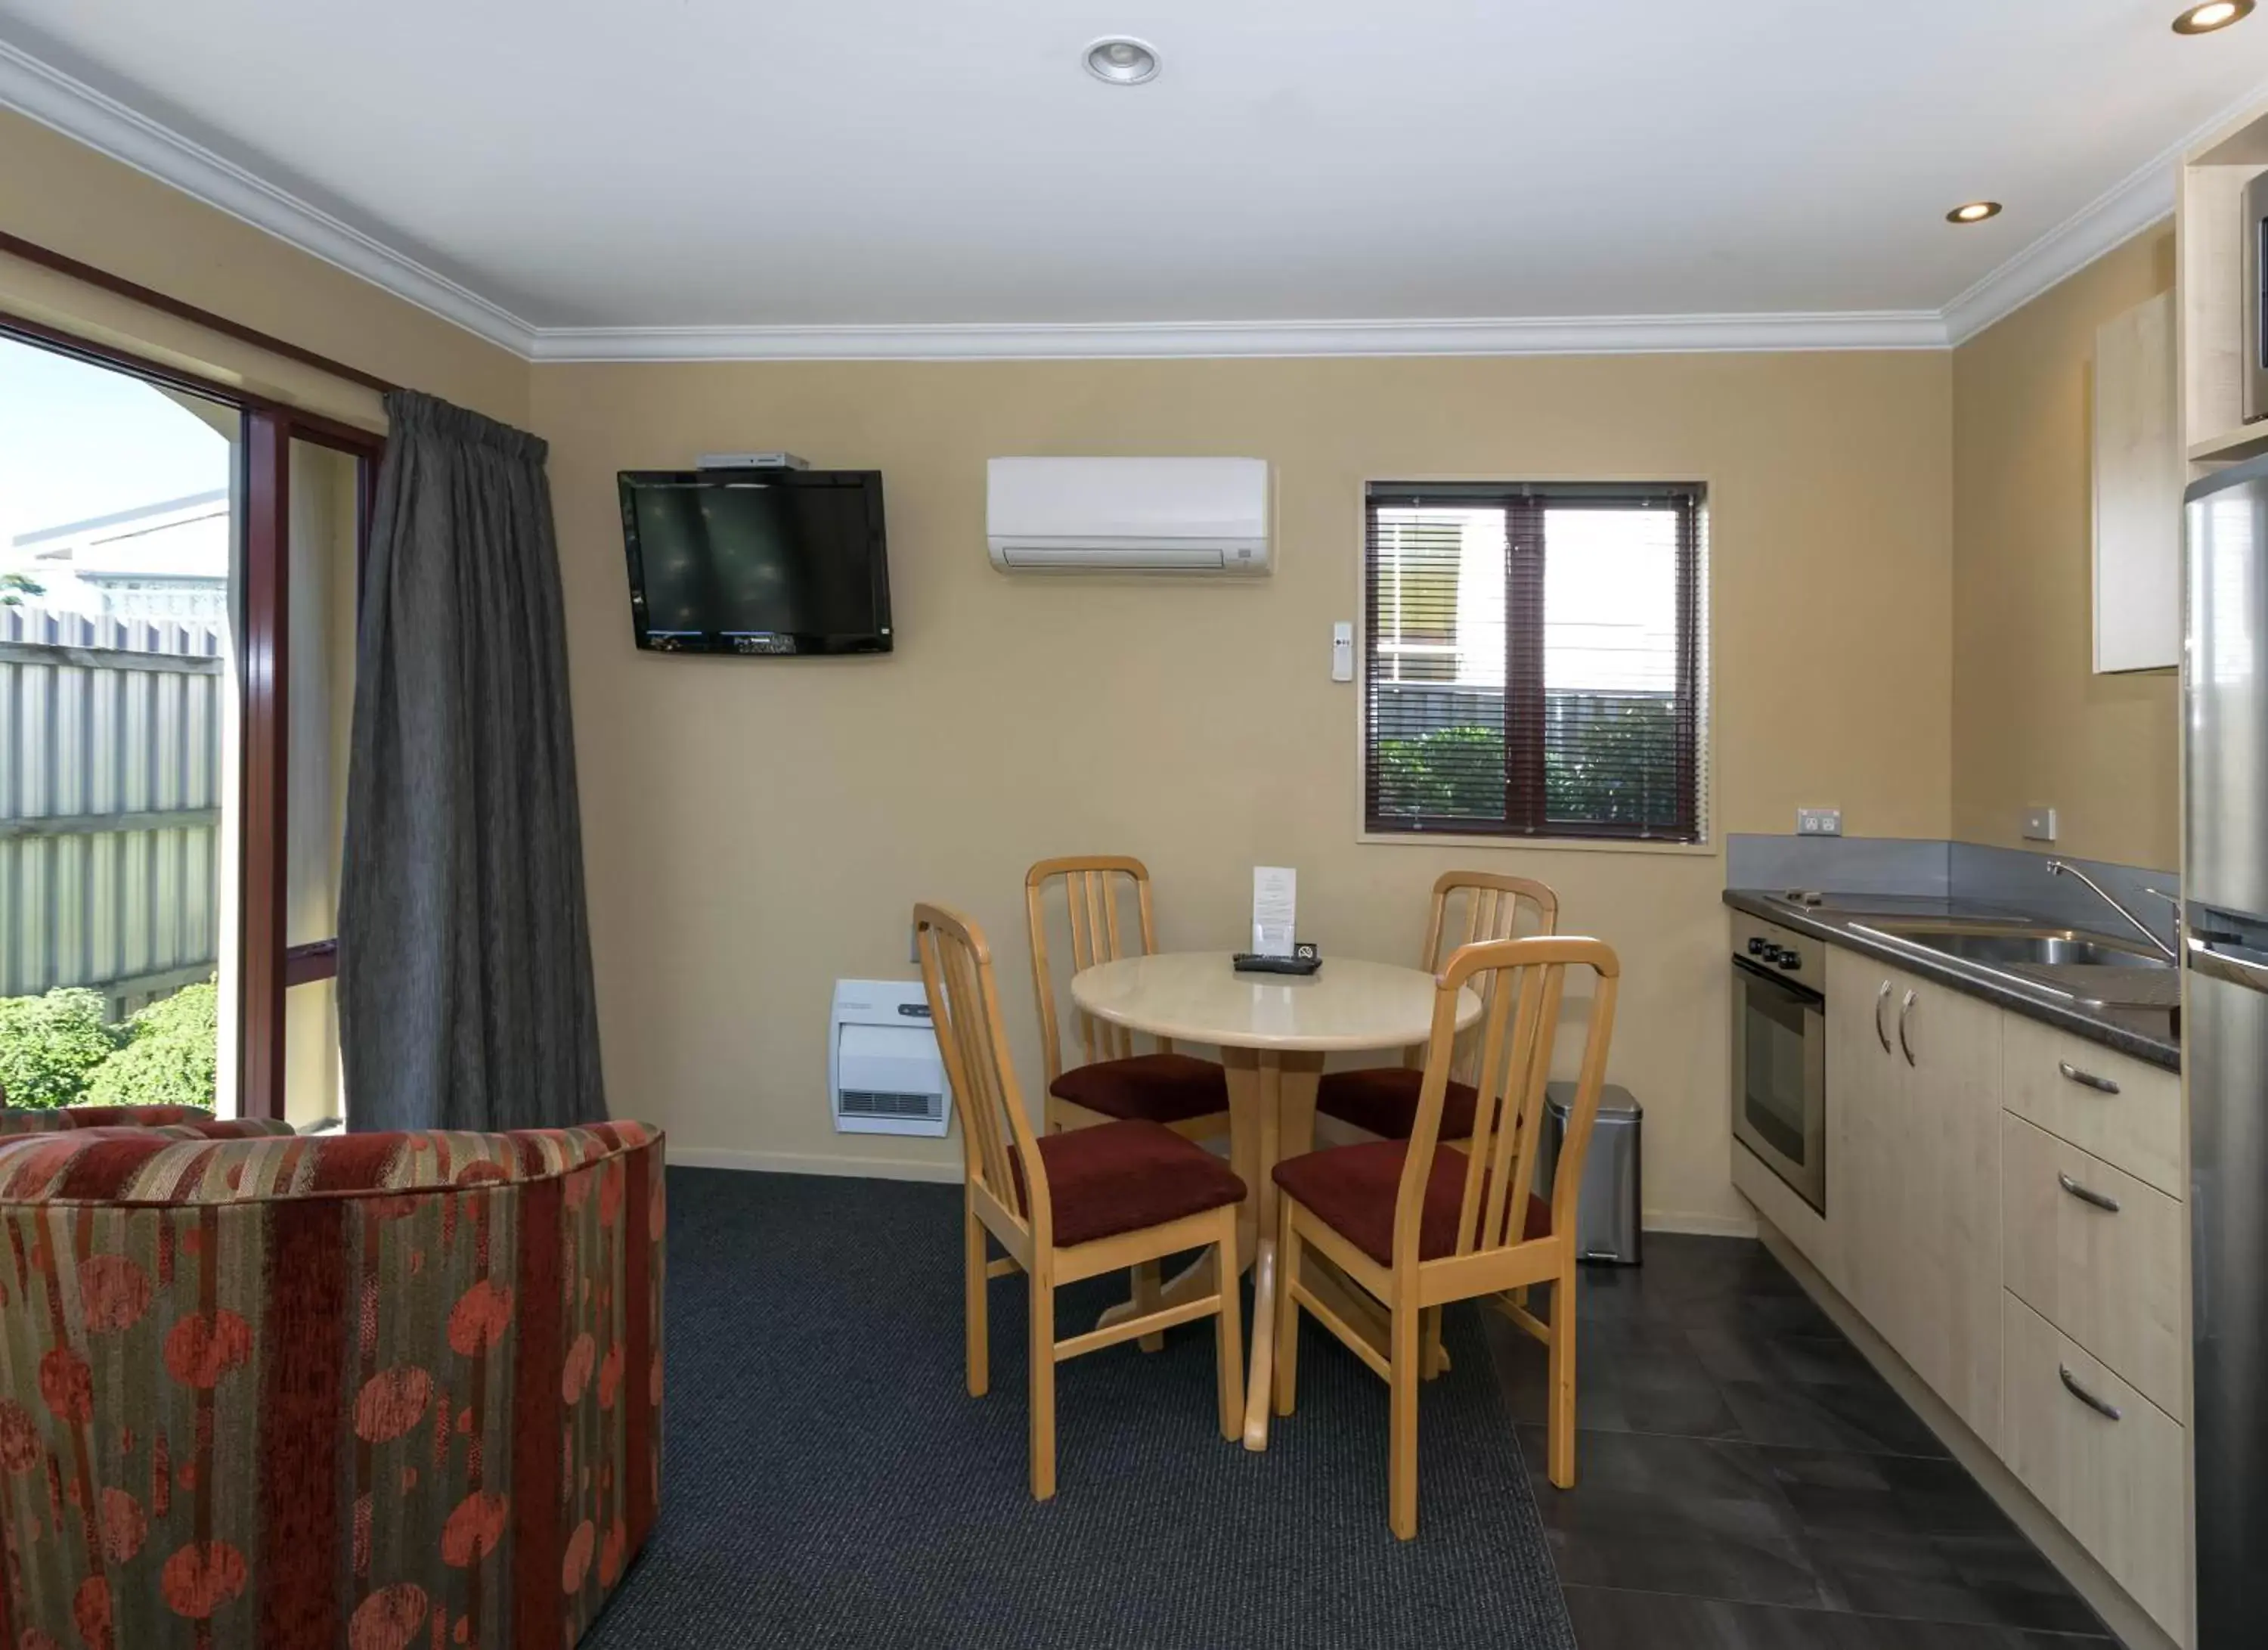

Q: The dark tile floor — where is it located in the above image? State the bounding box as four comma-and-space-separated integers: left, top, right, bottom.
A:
1484, 1234, 2121, 1649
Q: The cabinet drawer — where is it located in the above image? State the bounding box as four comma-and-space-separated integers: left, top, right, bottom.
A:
2001, 1293, 2188, 1640
2002, 1015, 2182, 1198
2002, 1115, 2186, 1420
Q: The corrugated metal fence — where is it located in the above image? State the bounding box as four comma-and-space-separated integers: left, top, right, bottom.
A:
0, 609, 225, 1015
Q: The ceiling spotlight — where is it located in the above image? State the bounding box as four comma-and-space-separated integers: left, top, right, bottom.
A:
2174, 1, 2253, 32
1085, 36, 1160, 85
1946, 201, 2003, 225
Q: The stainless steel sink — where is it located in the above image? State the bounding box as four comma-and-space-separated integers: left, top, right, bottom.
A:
1862, 923, 2174, 969
1833, 916, 2180, 1045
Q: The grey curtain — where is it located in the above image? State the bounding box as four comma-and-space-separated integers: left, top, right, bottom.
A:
338, 390, 606, 1132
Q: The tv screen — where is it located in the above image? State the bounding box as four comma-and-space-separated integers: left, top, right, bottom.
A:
618, 470, 891, 655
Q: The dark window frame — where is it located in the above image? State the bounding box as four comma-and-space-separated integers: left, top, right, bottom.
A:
0, 310, 382, 1121
1362, 480, 1706, 845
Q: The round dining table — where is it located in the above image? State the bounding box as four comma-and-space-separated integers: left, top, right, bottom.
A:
1070, 951, 1483, 1450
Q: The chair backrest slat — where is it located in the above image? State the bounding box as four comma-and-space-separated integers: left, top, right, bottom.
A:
1413, 873, 1560, 1078
1391, 935, 1620, 1272
918, 902, 1047, 1242
1452, 967, 1517, 1253
1499, 965, 1566, 1246
1421, 872, 1558, 972
1025, 856, 1160, 1081
1476, 966, 1542, 1250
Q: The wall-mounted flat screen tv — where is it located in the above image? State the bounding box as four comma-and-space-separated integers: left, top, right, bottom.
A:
618, 470, 891, 655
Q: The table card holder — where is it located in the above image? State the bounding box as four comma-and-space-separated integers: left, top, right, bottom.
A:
1252, 866, 1296, 957
1236, 867, 1321, 975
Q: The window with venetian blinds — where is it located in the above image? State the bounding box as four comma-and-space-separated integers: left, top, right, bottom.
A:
1362, 482, 1706, 843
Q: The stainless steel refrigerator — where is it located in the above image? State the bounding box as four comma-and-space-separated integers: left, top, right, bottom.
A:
2185, 454, 2268, 1645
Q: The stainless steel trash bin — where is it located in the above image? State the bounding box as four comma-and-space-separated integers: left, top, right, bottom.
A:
1540, 1081, 1642, 1265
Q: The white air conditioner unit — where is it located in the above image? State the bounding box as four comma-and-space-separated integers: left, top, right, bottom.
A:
829, 979, 950, 1137
987, 457, 1271, 575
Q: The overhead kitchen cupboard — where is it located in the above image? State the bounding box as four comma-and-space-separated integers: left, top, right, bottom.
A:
2093, 291, 2180, 673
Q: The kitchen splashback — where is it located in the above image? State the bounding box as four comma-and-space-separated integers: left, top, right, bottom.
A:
1727, 834, 2178, 953
1724, 834, 1951, 895
1949, 842, 2178, 954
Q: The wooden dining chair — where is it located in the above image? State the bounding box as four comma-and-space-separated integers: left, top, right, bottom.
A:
1315, 871, 1559, 1144
1270, 933, 1620, 1538
916, 901, 1247, 1501
1026, 856, 1231, 1141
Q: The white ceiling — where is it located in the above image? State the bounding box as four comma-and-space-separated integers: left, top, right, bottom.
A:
3, 1, 2268, 357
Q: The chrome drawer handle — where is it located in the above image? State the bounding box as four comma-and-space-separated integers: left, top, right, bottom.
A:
2056, 1061, 2119, 1096
2059, 1364, 2124, 1422
1875, 981, 1892, 1053
2057, 1172, 2121, 1214
1898, 989, 1916, 1068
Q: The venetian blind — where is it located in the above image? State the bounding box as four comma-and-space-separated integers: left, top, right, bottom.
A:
1362, 482, 1705, 842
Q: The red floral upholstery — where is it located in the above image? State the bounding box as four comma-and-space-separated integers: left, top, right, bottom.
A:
1049, 1051, 1229, 1126
1018, 1119, 1247, 1247
0, 1117, 664, 1648
1272, 1138, 1549, 1267
1314, 1068, 1479, 1141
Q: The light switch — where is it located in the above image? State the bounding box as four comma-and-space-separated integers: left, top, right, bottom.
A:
2022, 806, 2059, 843
1331, 622, 1355, 682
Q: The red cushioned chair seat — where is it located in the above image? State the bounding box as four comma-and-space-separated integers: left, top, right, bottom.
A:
1272, 1138, 1549, 1267
1049, 1052, 1229, 1126
1315, 1067, 1479, 1141
1020, 1119, 1248, 1248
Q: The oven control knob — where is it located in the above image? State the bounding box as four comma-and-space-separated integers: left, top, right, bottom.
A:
1747, 938, 1771, 957
1777, 952, 1802, 971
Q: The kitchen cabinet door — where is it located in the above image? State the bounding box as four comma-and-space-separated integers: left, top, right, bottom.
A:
2093, 290, 2181, 674
1892, 969, 2006, 1449
1830, 948, 1907, 1345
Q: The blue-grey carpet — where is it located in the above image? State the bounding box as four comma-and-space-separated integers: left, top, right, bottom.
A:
584, 1168, 1577, 1649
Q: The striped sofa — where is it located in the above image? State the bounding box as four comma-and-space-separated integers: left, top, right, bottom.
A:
0, 1104, 285, 1139
0, 1110, 664, 1648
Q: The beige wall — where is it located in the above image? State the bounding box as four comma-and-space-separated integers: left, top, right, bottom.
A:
0, 107, 525, 426
532, 352, 1953, 1230
1950, 227, 2180, 869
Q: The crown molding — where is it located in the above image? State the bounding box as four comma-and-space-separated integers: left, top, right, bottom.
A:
1939, 79, 2268, 346
1939, 142, 2178, 347
526, 309, 1950, 362
0, 38, 538, 357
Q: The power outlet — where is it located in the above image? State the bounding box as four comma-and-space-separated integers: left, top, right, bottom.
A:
1796, 808, 1842, 837
2022, 806, 2059, 844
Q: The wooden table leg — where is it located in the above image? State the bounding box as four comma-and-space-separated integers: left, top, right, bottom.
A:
1243, 1050, 1321, 1451
1095, 1047, 1265, 1333
1223, 1047, 1264, 1271
1087, 1040, 1327, 1455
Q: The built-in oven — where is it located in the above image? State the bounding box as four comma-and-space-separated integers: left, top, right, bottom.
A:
1730, 913, 1826, 1214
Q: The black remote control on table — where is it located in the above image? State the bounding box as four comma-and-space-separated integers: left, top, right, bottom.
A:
1232, 944, 1321, 976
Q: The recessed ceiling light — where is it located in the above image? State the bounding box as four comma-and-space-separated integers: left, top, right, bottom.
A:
1946, 201, 2003, 225
2174, 1, 2253, 33
1085, 36, 1160, 85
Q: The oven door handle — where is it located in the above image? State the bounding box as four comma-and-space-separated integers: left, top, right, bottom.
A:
1731, 953, 1825, 1007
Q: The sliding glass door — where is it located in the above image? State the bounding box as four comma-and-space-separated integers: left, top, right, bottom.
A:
0, 325, 377, 1122
280, 435, 361, 1131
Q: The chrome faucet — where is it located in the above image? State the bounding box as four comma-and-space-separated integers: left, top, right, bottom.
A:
2046, 859, 2180, 963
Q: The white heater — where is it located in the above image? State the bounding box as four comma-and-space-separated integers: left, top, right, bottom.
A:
829, 979, 950, 1137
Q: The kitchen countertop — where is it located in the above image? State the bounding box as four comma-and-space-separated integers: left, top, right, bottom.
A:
1724, 889, 2180, 1072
